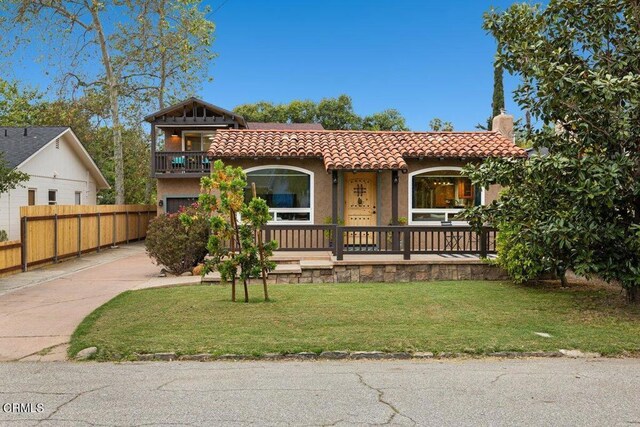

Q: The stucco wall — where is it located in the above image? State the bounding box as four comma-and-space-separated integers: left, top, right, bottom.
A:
156, 157, 502, 225
0, 132, 99, 240
156, 158, 333, 224
156, 178, 202, 215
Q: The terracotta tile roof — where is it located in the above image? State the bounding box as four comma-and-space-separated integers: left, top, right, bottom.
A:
208, 129, 527, 171
247, 122, 325, 130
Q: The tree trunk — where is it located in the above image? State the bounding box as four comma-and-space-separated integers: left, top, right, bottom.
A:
144, 1, 167, 204
559, 270, 568, 287
88, 1, 125, 204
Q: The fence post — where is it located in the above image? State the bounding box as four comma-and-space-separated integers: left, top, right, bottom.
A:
53, 214, 58, 263
111, 212, 117, 248
125, 210, 130, 244
479, 227, 487, 258
336, 226, 344, 261
21, 216, 27, 272
403, 228, 411, 260
77, 214, 82, 257
97, 213, 101, 252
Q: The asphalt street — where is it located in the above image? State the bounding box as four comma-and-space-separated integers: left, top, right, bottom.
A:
1, 358, 639, 426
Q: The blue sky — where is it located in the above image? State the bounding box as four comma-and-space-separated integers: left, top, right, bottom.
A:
204, 0, 523, 130
10, 0, 525, 131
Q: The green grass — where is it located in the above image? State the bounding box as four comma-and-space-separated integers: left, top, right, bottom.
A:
69, 281, 640, 360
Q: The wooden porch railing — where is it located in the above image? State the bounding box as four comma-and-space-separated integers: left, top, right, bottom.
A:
154, 151, 211, 174
262, 225, 497, 260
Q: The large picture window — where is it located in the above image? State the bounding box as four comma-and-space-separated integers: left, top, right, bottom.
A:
245, 166, 313, 223
409, 167, 482, 224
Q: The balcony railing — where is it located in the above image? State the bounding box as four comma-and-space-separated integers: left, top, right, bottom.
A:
154, 151, 211, 175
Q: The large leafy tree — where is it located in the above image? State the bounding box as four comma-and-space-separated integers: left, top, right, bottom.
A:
429, 118, 454, 131
1, 0, 215, 204
234, 95, 409, 131
0, 153, 29, 196
464, 0, 640, 301
0, 78, 152, 203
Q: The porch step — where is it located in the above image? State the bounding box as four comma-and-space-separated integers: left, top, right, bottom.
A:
271, 251, 333, 262
300, 259, 334, 270
202, 262, 302, 283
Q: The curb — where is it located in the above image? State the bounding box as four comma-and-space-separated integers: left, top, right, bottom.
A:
128, 349, 601, 362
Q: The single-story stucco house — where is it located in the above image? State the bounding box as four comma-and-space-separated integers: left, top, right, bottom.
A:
0, 127, 110, 240
146, 98, 525, 231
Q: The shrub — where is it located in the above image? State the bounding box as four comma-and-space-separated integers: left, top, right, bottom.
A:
145, 206, 210, 275
0, 230, 7, 242
494, 225, 553, 284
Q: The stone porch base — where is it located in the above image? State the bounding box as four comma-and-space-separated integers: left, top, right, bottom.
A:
203, 253, 509, 284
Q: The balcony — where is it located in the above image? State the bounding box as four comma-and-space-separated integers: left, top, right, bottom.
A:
154, 151, 211, 176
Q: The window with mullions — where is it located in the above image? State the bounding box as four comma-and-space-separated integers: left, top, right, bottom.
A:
245, 167, 313, 223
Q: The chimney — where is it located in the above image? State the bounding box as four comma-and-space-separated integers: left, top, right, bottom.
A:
492, 109, 514, 142
23, 128, 28, 136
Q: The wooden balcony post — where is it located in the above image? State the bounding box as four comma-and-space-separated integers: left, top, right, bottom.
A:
150, 123, 156, 177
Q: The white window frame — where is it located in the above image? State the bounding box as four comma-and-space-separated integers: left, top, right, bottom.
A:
181, 130, 216, 152
28, 188, 36, 206
244, 165, 314, 224
408, 166, 485, 225
75, 191, 82, 205
48, 189, 57, 206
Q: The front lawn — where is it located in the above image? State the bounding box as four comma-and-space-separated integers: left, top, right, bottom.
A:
70, 281, 640, 360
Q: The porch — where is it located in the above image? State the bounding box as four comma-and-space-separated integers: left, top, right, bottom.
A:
203, 225, 504, 284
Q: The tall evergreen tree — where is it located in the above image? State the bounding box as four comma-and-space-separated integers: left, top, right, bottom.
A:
491, 63, 505, 120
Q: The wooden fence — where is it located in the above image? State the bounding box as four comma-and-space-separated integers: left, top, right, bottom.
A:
0, 204, 156, 275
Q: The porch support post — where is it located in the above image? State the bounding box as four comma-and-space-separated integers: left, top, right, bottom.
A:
331, 170, 338, 224
391, 170, 400, 251
391, 170, 399, 225
150, 123, 156, 177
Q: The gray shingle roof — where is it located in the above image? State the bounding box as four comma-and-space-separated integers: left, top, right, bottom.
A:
0, 127, 69, 168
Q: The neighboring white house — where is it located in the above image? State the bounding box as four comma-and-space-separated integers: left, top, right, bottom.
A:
0, 127, 110, 240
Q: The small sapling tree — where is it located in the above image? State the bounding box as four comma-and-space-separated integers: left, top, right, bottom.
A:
188, 160, 276, 302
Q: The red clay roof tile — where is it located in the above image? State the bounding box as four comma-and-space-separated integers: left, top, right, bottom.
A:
208, 129, 526, 171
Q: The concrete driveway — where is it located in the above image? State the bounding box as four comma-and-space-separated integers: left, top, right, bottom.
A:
1, 358, 639, 426
0, 243, 199, 362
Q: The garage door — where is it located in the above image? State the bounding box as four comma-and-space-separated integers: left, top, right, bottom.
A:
165, 197, 199, 214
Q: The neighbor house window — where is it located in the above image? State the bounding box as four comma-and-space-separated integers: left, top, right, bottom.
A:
75, 191, 82, 205
48, 190, 57, 205
245, 166, 313, 223
28, 189, 36, 206
409, 167, 483, 224
182, 131, 216, 152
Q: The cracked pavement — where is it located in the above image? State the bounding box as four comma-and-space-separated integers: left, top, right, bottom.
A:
1, 358, 639, 426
